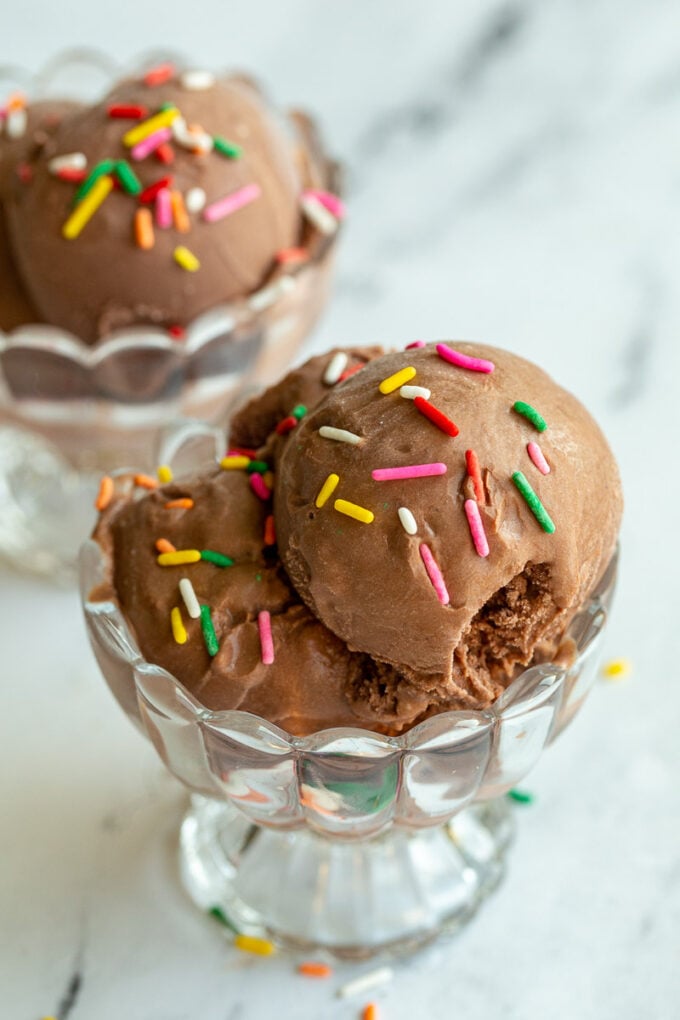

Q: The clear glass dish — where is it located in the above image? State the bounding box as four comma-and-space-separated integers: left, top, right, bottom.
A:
79, 427, 618, 960
0, 50, 342, 577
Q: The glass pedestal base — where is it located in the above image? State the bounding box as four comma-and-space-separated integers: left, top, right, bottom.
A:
179, 795, 514, 960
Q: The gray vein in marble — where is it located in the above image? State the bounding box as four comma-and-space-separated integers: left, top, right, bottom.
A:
55, 967, 82, 1020
609, 271, 662, 409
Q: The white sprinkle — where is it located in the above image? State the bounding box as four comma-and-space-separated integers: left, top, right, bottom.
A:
248, 276, 295, 312
398, 507, 417, 535
323, 351, 348, 385
172, 116, 213, 153
319, 426, 362, 446
179, 577, 201, 619
301, 193, 338, 236
180, 69, 216, 91
185, 187, 207, 214
6, 108, 27, 139
400, 384, 431, 400
48, 151, 87, 174
337, 966, 394, 999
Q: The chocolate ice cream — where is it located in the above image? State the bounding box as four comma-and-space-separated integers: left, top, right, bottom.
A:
91, 342, 622, 735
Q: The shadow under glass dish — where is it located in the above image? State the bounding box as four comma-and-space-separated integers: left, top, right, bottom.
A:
0, 51, 342, 578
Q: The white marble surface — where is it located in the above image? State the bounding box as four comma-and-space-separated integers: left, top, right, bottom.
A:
2, 1, 680, 1017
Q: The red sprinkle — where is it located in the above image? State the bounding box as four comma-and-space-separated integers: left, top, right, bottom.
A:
264, 515, 276, 546
338, 363, 365, 383
56, 167, 87, 183
16, 162, 33, 184
297, 962, 333, 979
413, 396, 459, 437
144, 63, 175, 87
168, 324, 186, 340
276, 246, 309, 265
154, 142, 175, 165
465, 449, 485, 503
107, 103, 149, 119
139, 176, 174, 203
228, 447, 258, 459
275, 415, 297, 436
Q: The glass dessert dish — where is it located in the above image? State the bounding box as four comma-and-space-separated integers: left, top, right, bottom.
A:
0, 51, 342, 577
80, 425, 618, 961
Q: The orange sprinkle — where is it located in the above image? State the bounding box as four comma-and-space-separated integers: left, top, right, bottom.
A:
276, 247, 309, 265
7, 91, 27, 111
133, 473, 158, 489
165, 498, 194, 510
264, 514, 276, 546
362, 1005, 379, 1020
155, 538, 176, 554
155, 142, 175, 165
297, 962, 333, 979
338, 363, 364, 383
94, 475, 114, 511
134, 207, 155, 250
262, 471, 274, 491
170, 190, 190, 233
465, 449, 485, 504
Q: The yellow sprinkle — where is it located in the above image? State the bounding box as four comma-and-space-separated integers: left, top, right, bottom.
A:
378, 365, 417, 394
602, 658, 631, 680
123, 107, 179, 147
334, 498, 374, 524
315, 473, 340, 508
171, 606, 187, 644
220, 455, 251, 470
262, 471, 275, 490
234, 934, 276, 956
174, 245, 200, 272
62, 175, 113, 240
157, 549, 201, 566
157, 464, 173, 483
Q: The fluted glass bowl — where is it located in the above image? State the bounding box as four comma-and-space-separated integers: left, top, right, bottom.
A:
0, 50, 341, 577
79, 435, 617, 957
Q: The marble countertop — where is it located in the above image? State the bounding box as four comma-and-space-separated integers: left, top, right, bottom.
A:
2, 1, 679, 1017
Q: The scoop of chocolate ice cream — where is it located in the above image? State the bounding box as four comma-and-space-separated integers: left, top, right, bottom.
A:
91, 343, 622, 736
1, 70, 331, 342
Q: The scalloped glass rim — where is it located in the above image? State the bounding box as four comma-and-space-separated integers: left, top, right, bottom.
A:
0, 48, 342, 354
80, 536, 618, 751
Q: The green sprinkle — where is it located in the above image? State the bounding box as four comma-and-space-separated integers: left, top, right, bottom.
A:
159, 101, 175, 112
246, 460, 269, 475
200, 605, 220, 657
115, 160, 142, 196
208, 905, 240, 933
513, 401, 547, 432
512, 471, 555, 533
255, 573, 262, 582
201, 550, 234, 568
291, 404, 307, 420
508, 788, 535, 804
74, 160, 115, 203
213, 136, 242, 159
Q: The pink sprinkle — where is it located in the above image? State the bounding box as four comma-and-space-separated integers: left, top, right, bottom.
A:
258, 610, 274, 665
203, 183, 261, 223
436, 343, 495, 374
302, 188, 345, 219
405, 340, 426, 349
372, 463, 447, 482
249, 473, 271, 501
527, 441, 550, 475
464, 499, 489, 557
419, 544, 450, 605
155, 187, 173, 229
130, 126, 173, 161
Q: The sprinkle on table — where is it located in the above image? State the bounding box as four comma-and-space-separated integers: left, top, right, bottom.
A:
465, 449, 485, 504
155, 538, 176, 554
323, 351, 348, 385
601, 658, 631, 680
378, 365, 417, 394
179, 577, 201, 619
315, 473, 340, 508
298, 961, 333, 979
464, 499, 490, 557
164, 498, 194, 510
334, 498, 374, 524
513, 401, 547, 432
170, 606, 187, 645
157, 464, 173, 483
203, 183, 261, 223
94, 475, 114, 511
436, 343, 495, 374
362, 1005, 380, 1020
63, 175, 113, 239
174, 245, 200, 272
507, 788, 534, 804
157, 549, 201, 566
200, 549, 234, 567
220, 455, 250, 470
400, 384, 431, 400
413, 396, 459, 437
233, 934, 276, 956
319, 426, 362, 446
398, 507, 417, 535
511, 471, 555, 533
200, 605, 220, 657
419, 543, 450, 604
337, 966, 394, 999
133, 473, 157, 489
527, 440, 551, 474
134, 208, 155, 250
258, 610, 275, 665
372, 463, 446, 481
